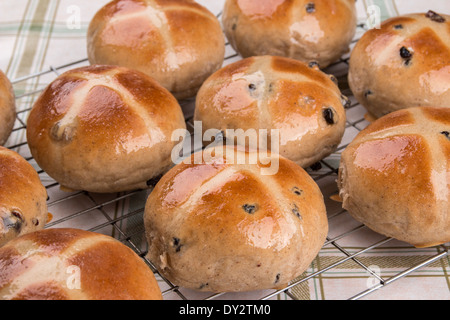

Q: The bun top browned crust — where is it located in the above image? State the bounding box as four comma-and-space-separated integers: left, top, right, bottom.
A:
0, 228, 162, 300
87, 0, 225, 99
0, 70, 16, 146
152, 146, 328, 219
0, 146, 48, 247
27, 64, 184, 144
223, 0, 357, 68
348, 12, 450, 118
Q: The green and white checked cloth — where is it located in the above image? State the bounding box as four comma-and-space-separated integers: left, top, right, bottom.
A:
0, 0, 449, 300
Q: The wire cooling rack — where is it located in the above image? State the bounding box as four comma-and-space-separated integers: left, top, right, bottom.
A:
6, 20, 449, 300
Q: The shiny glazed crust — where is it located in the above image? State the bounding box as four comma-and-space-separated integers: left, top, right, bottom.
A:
87, 0, 225, 100
0, 147, 48, 247
144, 146, 328, 292
0, 228, 162, 300
222, 0, 357, 68
348, 12, 450, 118
0, 70, 16, 146
338, 107, 450, 248
194, 55, 347, 168
26, 65, 186, 193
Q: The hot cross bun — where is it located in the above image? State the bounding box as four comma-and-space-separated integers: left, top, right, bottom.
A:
87, 0, 225, 100
194, 55, 348, 168
0, 228, 162, 300
348, 11, 450, 118
338, 107, 450, 248
222, 0, 357, 68
144, 146, 328, 292
26, 65, 186, 193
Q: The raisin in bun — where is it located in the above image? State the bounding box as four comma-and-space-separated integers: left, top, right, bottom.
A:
348, 11, 450, 119
0, 147, 48, 247
0, 70, 16, 146
144, 145, 328, 292
338, 107, 450, 248
194, 55, 348, 169
26, 65, 186, 193
87, 0, 225, 100
0, 228, 162, 300
222, 0, 357, 68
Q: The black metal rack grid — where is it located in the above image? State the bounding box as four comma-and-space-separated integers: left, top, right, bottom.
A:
5, 21, 449, 300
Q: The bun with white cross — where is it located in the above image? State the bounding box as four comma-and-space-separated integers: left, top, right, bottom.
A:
0, 70, 16, 146
144, 145, 328, 292
26, 65, 186, 193
194, 55, 348, 169
0, 228, 162, 300
222, 0, 357, 69
348, 11, 450, 119
87, 0, 225, 100
338, 107, 450, 248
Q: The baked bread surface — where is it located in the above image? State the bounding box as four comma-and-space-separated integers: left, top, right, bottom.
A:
144, 146, 328, 292
0, 228, 163, 300
0, 70, 16, 146
87, 0, 225, 99
194, 55, 347, 168
348, 11, 450, 118
26, 65, 186, 193
338, 107, 450, 248
223, 0, 357, 68
0, 147, 48, 247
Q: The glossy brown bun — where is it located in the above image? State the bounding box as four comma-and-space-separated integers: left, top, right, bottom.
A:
26, 65, 186, 193
0, 147, 48, 247
87, 0, 225, 100
338, 107, 450, 248
0, 228, 162, 300
348, 11, 450, 119
144, 146, 328, 292
194, 55, 348, 168
0, 70, 16, 146
222, 0, 357, 68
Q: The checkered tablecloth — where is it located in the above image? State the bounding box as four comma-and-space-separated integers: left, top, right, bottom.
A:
0, 0, 448, 300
